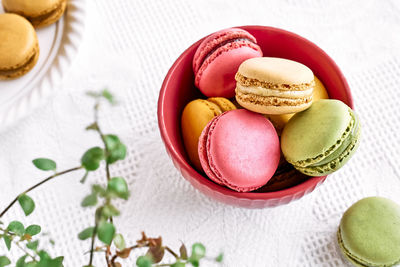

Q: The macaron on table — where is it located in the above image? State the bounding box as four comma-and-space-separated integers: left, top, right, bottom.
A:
158, 26, 356, 208
338, 197, 400, 267
0, 0, 85, 130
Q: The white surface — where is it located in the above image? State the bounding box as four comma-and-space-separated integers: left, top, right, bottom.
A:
0, 0, 85, 129
1, 0, 400, 266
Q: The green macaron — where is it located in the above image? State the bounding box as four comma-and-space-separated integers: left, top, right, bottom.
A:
281, 99, 360, 176
337, 197, 400, 267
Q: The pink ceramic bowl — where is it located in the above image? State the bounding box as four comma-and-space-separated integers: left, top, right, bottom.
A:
158, 26, 353, 208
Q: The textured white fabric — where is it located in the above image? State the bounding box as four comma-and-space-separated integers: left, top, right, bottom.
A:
1, 0, 400, 266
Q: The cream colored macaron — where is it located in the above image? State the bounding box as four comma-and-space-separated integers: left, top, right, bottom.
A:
0, 13, 39, 80
235, 57, 314, 114
2, 0, 67, 28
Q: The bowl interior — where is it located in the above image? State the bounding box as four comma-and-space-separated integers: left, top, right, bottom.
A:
158, 26, 353, 201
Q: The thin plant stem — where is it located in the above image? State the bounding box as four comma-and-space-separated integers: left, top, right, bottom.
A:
88, 222, 98, 266
0, 166, 83, 218
165, 246, 179, 259
15, 241, 36, 261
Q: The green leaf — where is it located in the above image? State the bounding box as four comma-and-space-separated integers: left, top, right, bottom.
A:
189, 243, 206, 266
32, 158, 57, 171
16, 255, 27, 267
114, 234, 125, 250
171, 262, 185, 267
101, 204, 120, 218
27, 240, 39, 250
92, 184, 106, 197
7, 221, 24, 236
104, 135, 127, 164
3, 236, 11, 250
215, 253, 224, 262
78, 227, 95, 240
25, 225, 41, 236
81, 193, 97, 207
37, 256, 63, 267
136, 255, 152, 267
24, 262, 38, 267
18, 194, 35, 216
81, 147, 104, 171
0, 256, 11, 267
102, 90, 115, 104
107, 177, 129, 200
97, 222, 115, 245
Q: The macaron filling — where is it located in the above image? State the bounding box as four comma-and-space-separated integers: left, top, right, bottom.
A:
235, 73, 314, 91
236, 83, 314, 98
236, 90, 313, 106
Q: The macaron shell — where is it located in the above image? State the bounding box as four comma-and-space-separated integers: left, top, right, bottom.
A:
339, 197, 400, 266
182, 99, 222, 170
0, 14, 38, 69
0, 14, 39, 79
193, 28, 256, 72
206, 109, 280, 192
207, 97, 237, 112
198, 116, 225, 185
237, 57, 314, 84
0, 44, 39, 79
3, 0, 66, 28
281, 99, 352, 164
197, 45, 262, 98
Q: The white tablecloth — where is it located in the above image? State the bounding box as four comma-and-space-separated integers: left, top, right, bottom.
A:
1, 0, 400, 266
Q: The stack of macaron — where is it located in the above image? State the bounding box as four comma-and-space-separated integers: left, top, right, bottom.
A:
0, 0, 67, 80
181, 27, 361, 193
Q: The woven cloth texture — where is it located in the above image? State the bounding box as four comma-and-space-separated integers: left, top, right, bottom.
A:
1, 0, 400, 266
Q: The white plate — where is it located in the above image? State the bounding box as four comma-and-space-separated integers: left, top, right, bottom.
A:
0, 0, 86, 130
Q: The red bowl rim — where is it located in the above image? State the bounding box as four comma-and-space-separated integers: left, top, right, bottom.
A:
158, 25, 352, 201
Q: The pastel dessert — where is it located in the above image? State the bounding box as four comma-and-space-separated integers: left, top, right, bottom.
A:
281, 99, 360, 176
338, 197, 400, 267
266, 76, 329, 134
181, 98, 236, 171
0, 13, 39, 80
198, 109, 280, 192
193, 28, 263, 98
235, 57, 314, 114
2, 0, 67, 28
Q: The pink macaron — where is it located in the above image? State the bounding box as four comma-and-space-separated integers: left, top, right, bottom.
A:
193, 28, 263, 98
198, 109, 280, 192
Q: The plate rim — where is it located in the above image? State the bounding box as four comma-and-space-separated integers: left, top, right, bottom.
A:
0, 0, 87, 131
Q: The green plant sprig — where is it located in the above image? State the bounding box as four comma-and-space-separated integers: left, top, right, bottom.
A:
0, 89, 223, 267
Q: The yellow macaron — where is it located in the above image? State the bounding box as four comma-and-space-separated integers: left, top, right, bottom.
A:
0, 13, 39, 80
266, 76, 329, 134
2, 0, 67, 28
181, 97, 236, 171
